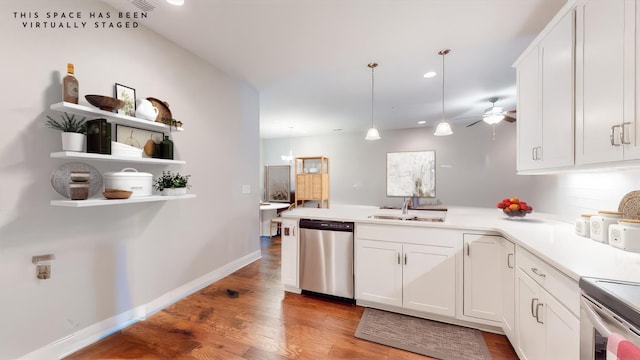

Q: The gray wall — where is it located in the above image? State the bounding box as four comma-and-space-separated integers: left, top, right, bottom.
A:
1, 1, 259, 358
261, 122, 538, 209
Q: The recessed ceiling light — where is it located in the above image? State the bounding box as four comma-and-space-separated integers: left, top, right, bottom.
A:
166, 0, 184, 5
418, 120, 426, 125
423, 71, 437, 78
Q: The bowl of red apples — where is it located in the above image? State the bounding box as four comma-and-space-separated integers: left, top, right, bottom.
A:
497, 197, 533, 219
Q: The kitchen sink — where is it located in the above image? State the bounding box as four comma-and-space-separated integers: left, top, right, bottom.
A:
368, 214, 445, 222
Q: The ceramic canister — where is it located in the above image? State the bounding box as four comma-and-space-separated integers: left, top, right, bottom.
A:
590, 210, 623, 243
609, 219, 640, 252
575, 214, 594, 237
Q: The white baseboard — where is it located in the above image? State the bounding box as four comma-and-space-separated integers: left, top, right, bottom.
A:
19, 250, 261, 360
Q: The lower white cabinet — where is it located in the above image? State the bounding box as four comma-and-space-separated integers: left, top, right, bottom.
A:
515, 249, 579, 360
281, 218, 299, 290
501, 238, 516, 342
462, 234, 504, 323
355, 225, 459, 317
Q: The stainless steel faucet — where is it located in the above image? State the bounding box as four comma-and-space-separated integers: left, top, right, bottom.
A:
402, 198, 411, 215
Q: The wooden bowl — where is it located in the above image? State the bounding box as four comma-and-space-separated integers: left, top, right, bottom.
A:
85, 95, 125, 112
147, 97, 172, 124
103, 188, 133, 199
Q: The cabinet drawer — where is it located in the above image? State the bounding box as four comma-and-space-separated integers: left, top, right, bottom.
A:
356, 224, 459, 248
517, 247, 579, 316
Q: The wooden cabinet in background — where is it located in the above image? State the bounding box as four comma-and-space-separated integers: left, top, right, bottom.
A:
295, 156, 329, 208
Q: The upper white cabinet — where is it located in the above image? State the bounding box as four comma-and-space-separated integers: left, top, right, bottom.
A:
575, 0, 640, 164
515, 5, 575, 172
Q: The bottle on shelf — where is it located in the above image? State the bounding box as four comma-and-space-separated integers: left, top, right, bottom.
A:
62, 63, 79, 104
161, 135, 174, 160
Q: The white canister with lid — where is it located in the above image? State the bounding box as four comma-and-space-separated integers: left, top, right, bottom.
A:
575, 214, 594, 237
609, 219, 640, 252
103, 168, 152, 197
590, 210, 623, 243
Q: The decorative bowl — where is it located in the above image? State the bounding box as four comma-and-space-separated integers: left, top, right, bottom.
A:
103, 188, 133, 200
85, 95, 125, 112
496, 197, 533, 219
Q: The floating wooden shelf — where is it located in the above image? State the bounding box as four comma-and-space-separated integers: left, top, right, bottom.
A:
50, 151, 185, 165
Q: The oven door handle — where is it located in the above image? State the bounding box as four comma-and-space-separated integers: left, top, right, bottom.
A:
581, 297, 612, 338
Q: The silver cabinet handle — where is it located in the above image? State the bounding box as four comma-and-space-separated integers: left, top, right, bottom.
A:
507, 253, 514, 269
466, 243, 470, 256
621, 122, 632, 145
611, 124, 622, 146
397, 252, 400, 265
531, 267, 546, 278
531, 147, 537, 160
404, 253, 407, 265
531, 298, 538, 317
535, 303, 544, 324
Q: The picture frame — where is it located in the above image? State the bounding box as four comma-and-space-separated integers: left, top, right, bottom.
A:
265, 165, 291, 202
115, 124, 164, 158
115, 83, 136, 117
386, 150, 436, 198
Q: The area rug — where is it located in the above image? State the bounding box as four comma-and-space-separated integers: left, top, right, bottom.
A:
354, 308, 492, 360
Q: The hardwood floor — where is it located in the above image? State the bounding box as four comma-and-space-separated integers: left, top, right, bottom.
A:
65, 237, 518, 360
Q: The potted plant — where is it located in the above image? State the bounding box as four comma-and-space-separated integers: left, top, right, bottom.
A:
153, 170, 191, 196
46, 112, 87, 152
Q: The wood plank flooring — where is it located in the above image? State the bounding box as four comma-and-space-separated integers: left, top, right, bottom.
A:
65, 236, 518, 360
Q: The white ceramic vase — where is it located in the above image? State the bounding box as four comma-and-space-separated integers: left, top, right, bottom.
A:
161, 187, 187, 196
61, 132, 85, 152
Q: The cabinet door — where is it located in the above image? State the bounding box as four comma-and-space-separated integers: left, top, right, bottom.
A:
543, 289, 580, 360
501, 239, 516, 342
576, 0, 626, 164
517, 46, 543, 171
355, 239, 403, 307
403, 243, 456, 317
540, 9, 575, 168
516, 269, 545, 360
281, 219, 299, 289
462, 234, 502, 322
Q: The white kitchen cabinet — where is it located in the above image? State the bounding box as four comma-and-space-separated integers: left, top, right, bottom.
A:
462, 234, 503, 323
515, 6, 574, 172
514, 248, 579, 360
355, 225, 459, 318
281, 218, 300, 291
501, 238, 516, 343
575, 0, 640, 164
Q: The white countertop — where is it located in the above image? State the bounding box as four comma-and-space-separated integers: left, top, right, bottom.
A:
282, 205, 640, 283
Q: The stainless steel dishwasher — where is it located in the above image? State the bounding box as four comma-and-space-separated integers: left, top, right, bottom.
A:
299, 218, 354, 301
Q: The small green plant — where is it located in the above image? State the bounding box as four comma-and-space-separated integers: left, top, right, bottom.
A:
153, 171, 191, 191
45, 112, 87, 134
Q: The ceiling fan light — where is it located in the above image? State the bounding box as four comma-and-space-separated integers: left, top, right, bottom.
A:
483, 114, 504, 125
434, 121, 453, 136
167, 0, 185, 5
365, 127, 381, 140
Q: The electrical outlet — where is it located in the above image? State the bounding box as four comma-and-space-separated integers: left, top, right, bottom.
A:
36, 264, 51, 279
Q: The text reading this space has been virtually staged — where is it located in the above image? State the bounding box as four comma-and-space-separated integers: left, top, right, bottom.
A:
12, 11, 147, 29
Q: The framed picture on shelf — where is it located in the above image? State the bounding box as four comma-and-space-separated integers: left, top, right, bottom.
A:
265, 165, 291, 202
115, 83, 136, 117
115, 124, 164, 158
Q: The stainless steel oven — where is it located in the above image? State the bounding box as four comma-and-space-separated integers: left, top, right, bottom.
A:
579, 277, 640, 360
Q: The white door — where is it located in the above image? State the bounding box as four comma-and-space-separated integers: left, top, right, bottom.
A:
355, 239, 403, 307
516, 269, 546, 360
403, 243, 456, 317
462, 234, 502, 322
501, 239, 516, 342
544, 291, 580, 360
281, 219, 299, 288
575, 0, 626, 164
540, 9, 575, 168
517, 46, 543, 171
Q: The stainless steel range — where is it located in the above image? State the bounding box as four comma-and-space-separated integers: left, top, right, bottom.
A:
579, 277, 640, 359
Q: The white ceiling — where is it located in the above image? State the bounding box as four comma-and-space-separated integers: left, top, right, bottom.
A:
104, 0, 567, 138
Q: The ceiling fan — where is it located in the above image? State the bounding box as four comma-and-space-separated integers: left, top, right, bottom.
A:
466, 97, 517, 127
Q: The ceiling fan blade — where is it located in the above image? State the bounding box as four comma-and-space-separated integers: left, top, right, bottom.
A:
466, 119, 483, 128
504, 110, 517, 119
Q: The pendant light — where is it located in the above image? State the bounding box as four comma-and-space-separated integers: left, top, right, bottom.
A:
365, 62, 381, 140
434, 49, 453, 136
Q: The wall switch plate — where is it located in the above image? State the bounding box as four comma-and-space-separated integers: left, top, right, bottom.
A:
242, 184, 251, 194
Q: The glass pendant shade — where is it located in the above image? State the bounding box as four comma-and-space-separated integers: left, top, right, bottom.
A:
365, 127, 381, 140
483, 114, 505, 125
434, 121, 453, 136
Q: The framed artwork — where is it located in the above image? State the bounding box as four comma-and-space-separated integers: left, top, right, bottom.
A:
115, 125, 164, 158
265, 165, 291, 202
115, 83, 136, 117
386, 150, 436, 198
